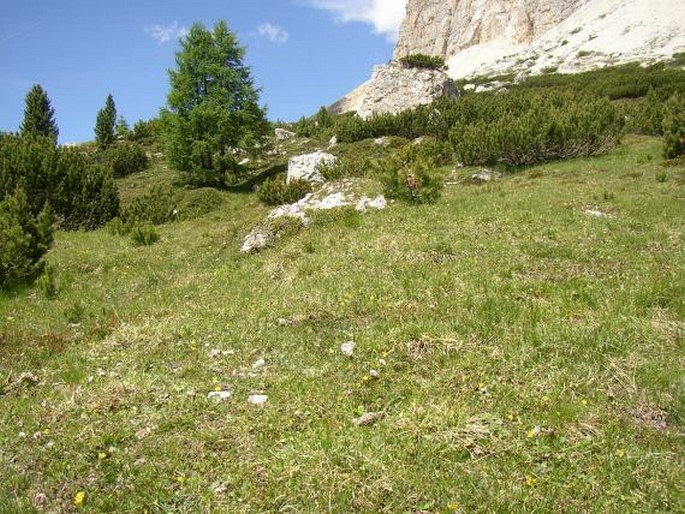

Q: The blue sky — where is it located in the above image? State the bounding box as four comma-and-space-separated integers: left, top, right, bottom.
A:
0, 0, 406, 143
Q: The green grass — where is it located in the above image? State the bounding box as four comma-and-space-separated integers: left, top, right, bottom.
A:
1, 136, 684, 513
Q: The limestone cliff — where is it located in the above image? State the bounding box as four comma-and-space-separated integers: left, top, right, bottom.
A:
394, 0, 685, 79
332, 0, 685, 115
394, 0, 589, 60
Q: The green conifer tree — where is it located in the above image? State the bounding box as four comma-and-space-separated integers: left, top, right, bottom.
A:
115, 115, 130, 140
161, 20, 269, 187
95, 94, 117, 149
20, 84, 59, 142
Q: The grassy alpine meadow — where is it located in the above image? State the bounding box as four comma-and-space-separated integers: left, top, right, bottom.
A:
1, 135, 684, 513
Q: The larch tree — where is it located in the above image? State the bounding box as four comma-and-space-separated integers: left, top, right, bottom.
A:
161, 20, 269, 187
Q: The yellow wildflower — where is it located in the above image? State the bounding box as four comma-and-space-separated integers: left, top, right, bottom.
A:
614, 449, 625, 458
98, 452, 107, 460
74, 491, 85, 505
525, 476, 538, 487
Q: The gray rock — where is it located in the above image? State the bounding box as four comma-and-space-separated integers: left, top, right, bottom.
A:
275, 128, 295, 140
355, 196, 387, 212
240, 229, 271, 254
340, 341, 356, 356
207, 391, 232, 401
248, 394, 268, 405
286, 151, 336, 184
471, 169, 502, 182
333, 61, 458, 118
585, 209, 611, 218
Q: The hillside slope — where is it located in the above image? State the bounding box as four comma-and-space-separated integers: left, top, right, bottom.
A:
1, 136, 683, 512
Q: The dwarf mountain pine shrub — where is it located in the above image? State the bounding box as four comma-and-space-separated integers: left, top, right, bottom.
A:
450, 91, 624, 166
121, 185, 177, 228
258, 177, 312, 206
100, 141, 150, 177
380, 145, 444, 204
662, 95, 685, 159
0, 189, 54, 288
399, 54, 447, 70
0, 134, 119, 230
130, 223, 160, 246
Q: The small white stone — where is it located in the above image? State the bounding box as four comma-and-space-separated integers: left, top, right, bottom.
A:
378, 358, 387, 366
207, 391, 232, 401
340, 341, 356, 357
18, 372, 39, 385
369, 369, 380, 379
248, 394, 268, 405
252, 358, 266, 370
585, 209, 610, 218
18, 431, 26, 438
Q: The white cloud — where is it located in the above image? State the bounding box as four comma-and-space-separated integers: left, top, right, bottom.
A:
144, 21, 189, 44
257, 22, 290, 44
303, 0, 407, 41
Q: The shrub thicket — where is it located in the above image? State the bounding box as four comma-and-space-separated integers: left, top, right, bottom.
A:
258, 177, 312, 206
449, 91, 624, 166
380, 144, 444, 204
130, 223, 160, 246
516, 62, 685, 100
100, 141, 150, 177
619, 88, 666, 136
0, 189, 54, 288
121, 185, 176, 228
130, 119, 162, 147
0, 134, 119, 230
399, 54, 447, 70
662, 94, 685, 159
293, 106, 335, 138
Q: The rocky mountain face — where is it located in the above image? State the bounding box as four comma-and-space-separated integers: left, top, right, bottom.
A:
332, 0, 685, 116
394, 0, 589, 61
329, 62, 457, 117
396, 0, 685, 79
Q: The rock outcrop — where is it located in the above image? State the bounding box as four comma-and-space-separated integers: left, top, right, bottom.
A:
394, 0, 589, 61
394, 0, 685, 79
286, 151, 336, 184
332, 0, 685, 115
330, 61, 457, 118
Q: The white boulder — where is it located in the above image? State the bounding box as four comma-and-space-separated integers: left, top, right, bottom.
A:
275, 128, 295, 140
286, 151, 337, 185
